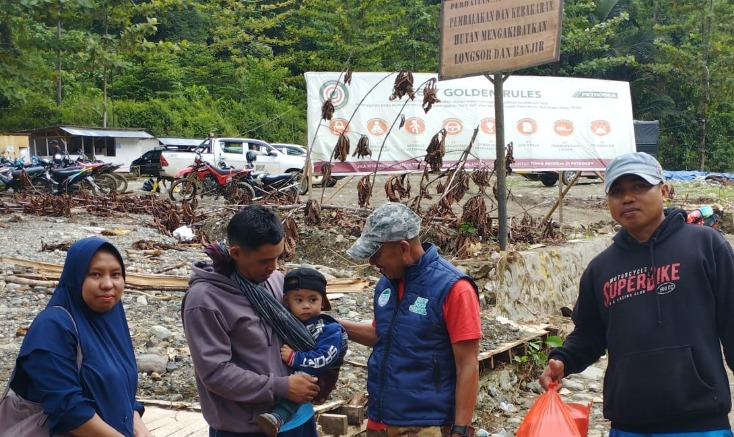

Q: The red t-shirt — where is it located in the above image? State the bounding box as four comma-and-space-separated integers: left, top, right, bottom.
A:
367, 278, 482, 430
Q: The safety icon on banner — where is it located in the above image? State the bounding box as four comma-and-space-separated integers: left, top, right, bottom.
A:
328, 118, 351, 136
367, 119, 388, 136
443, 118, 464, 135
480, 118, 496, 135
404, 118, 425, 135
591, 120, 611, 136
517, 118, 538, 135
554, 120, 574, 136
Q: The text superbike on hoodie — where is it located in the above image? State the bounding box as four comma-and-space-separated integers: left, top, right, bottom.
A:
549, 207, 734, 433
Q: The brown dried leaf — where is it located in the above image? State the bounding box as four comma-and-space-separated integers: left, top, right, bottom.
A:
282, 217, 298, 261
304, 199, 321, 225
353, 135, 372, 158
321, 99, 335, 121
344, 68, 353, 85
422, 78, 441, 113
332, 133, 350, 162
357, 175, 373, 208
425, 129, 447, 173
390, 70, 415, 101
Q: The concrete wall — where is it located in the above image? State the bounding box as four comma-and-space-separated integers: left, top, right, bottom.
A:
461, 236, 614, 321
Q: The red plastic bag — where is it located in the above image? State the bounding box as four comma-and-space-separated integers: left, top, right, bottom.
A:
515, 383, 590, 437
566, 402, 592, 436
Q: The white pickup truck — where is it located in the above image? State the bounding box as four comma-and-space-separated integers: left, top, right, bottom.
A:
159, 137, 307, 180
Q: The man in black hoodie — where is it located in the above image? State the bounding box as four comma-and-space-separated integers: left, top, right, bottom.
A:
540, 152, 734, 436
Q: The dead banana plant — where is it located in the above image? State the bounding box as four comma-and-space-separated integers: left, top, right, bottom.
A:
353, 135, 372, 158
357, 175, 373, 208
459, 194, 490, 238
384, 174, 411, 202
453, 235, 479, 259
304, 199, 321, 225
390, 70, 415, 101
282, 217, 298, 261
425, 129, 447, 173
470, 168, 491, 188
332, 133, 350, 162
427, 198, 455, 218
409, 168, 432, 210
321, 99, 335, 121
422, 78, 440, 113
442, 169, 470, 204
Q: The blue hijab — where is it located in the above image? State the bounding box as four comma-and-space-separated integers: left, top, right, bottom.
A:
14, 237, 140, 435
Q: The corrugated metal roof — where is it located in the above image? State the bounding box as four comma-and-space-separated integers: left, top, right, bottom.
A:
60, 127, 154, 139
158, 137, 204, 147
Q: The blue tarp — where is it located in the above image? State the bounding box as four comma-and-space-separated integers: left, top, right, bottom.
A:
663, 170, 734, 182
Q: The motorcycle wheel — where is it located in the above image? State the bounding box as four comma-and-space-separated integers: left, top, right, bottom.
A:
77, 179, 98, 195
31, 178, 54, 194
96, 174, 119, 194
110, 173, 128, 193
289, 170, 308, 195
169, 178, 197, 201
226, 181, 256, 205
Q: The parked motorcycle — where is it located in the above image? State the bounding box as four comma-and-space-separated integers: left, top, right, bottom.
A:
0, 164, 49, 193
62, 154, 127, 193
168, 154, 255, 203
34, 161, 109, 195
239, 151, 301, 202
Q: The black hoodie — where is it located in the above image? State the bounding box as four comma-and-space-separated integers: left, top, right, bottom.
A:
549, 207, 734, 433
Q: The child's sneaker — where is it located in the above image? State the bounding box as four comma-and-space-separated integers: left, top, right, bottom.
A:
258, 412, 283, 437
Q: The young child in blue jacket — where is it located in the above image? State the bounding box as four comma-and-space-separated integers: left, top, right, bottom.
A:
258, 267, 348, 437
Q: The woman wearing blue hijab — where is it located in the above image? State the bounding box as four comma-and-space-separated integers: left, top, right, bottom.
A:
10, 237, 153, 436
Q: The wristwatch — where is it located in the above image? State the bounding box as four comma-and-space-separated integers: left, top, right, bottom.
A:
450, 425, 475, 437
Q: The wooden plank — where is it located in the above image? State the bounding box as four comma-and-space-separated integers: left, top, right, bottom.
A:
337, 405, 365, 425
322, 421, 367, 437
0, 256, 371, 293
139, 398, 201, 411
145, 410, 205, 436
314, 399, 345, 413
477, 327, 555, 372
318, 413, 348, 436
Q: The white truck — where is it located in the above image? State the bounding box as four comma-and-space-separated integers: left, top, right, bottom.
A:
159, 137, 308, 180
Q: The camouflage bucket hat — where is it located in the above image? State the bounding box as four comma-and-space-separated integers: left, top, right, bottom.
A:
347, 203, 421, 261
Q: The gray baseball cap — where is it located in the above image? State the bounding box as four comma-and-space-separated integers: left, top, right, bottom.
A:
604, 152, 665, 194
347, 203, 421, 260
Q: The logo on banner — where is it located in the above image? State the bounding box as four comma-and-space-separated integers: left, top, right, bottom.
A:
328, 118, 350, 136
517, 118, 538, 135
443, 118, 464, 135
480, 118, 496, 135
591, 120, 611, 136
554, 120, 574, 136
404, 118, 425, 135
367, 119, 388, 136
319, 81, 349, 110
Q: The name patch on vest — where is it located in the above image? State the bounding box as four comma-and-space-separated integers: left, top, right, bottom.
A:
409, 297, 428, 315
378, 289, 391, 307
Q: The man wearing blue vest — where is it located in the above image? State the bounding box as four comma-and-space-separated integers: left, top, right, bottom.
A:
340, 202, 482, 437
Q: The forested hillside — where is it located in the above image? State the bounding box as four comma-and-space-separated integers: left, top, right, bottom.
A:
1, 0, 733, 170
